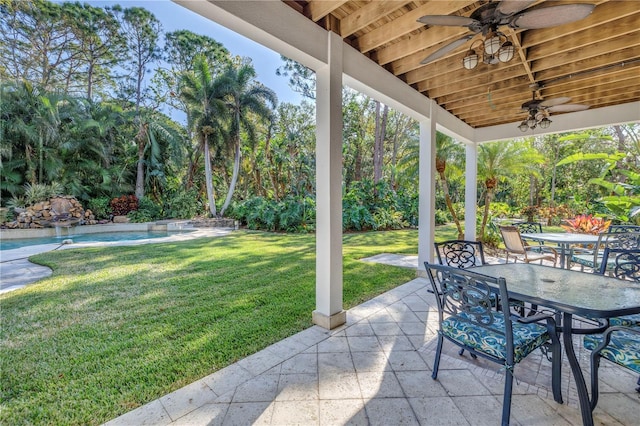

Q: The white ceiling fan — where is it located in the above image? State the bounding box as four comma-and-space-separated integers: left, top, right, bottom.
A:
418, 0, 595, 66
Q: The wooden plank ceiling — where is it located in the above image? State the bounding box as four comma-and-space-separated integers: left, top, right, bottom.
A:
283, 0, 640, 129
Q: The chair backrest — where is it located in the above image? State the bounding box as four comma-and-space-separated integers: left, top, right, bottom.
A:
499, 225, 527, 255
604, 231, 640, 250
599, 248, 640, 282
434, 240, 486, 269
607, 225, 640, 234
424, 262, 513, 358
514, 221, 543, 234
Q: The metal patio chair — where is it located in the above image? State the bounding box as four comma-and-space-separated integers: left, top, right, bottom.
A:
570, 231, 640, 272
499, 225, 558, 267
424, 262, 561, 426
584, 326, 640, 408
596, 248, 640, 327
434, 239, 486, 269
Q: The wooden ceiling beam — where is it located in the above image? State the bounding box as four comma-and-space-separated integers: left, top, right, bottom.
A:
305, 0, 349, 21
539, 66, 640, 97
373, 26, 469, 66
450, 66, 640, 114
534, 46, 640, 81
354, 1, 476, 53
339, 1, 411, 37
447, 90, 533, 116
416, 63, 526, 95
526, 15, 640, 61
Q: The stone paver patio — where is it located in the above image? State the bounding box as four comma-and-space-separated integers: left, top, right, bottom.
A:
104, 254, 640, 425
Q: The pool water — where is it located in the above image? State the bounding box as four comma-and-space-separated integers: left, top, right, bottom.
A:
0, 230, 194, 251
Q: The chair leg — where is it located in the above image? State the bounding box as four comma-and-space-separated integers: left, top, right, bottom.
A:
432, 334, 443, 380
501, 367, 514, 426
590, 353, 601, 410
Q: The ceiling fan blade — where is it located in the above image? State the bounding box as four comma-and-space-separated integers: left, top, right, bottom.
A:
539, 97, 571, 107
417, 15, 478, 28
496, 0, 537, 17
420, 35, 474, 65
509, 4, 595, 29
547, 104, 590, 113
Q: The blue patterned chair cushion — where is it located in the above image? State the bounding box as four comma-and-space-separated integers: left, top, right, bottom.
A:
584, 329, 640, 374
442, 311, 550, 363
571, 253, 599, 268
609, 314, 640, 327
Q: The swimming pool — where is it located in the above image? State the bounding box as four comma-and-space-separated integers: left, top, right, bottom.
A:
0, 230, 195, 251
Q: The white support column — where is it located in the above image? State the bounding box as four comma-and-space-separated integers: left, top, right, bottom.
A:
417, 101, 437, 275
464, 143, 478, 241
313, 31, 346, 330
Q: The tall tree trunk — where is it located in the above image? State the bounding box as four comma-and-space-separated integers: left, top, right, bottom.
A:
373, 102, 387, 184
480, 177, 497, 242
203, 135, 216, 217
529, 175, 536, 206
390, 117, 401, 190
220, 136, 241, 216
436, 157, 463, 239
134, 122, 147, 199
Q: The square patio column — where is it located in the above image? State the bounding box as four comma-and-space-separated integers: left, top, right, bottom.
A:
464, 143, 478, 241
313, 31, 346, 330
417, 102, 437, 275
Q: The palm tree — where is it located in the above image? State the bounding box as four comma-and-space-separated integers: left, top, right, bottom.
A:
477, 141, 543, 241
217, 62, 277, 216
180, 55, 228, 217
436, 132, 464, 239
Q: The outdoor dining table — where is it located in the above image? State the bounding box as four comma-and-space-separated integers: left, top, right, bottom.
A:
520, 232, 601, 269
471, 263, 640, 426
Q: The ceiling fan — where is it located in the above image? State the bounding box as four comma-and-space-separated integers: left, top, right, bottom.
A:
418, 0, 595, 66
518, 87, 590, 132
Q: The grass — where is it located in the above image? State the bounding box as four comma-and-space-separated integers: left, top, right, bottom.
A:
0, 228, 444, 425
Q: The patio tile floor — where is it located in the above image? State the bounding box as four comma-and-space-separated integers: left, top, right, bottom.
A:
105, 255, 640, 425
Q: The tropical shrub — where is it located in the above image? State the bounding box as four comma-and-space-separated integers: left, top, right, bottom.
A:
163, 188, 201, 219
277, 196, 316, 233
128, 197, 162, 223
561, 214, 611, 234
435, 209, 452, 225
10, 183, 65, 207
233, 197, 278, 230
520, 205, 539, 222
372, 208, 406, 230
87, 197, 111, 220
489, 202, 512, 218
110, 195, 139, 216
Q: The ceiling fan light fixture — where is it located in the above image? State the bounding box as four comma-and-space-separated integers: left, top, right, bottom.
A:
518, 120, 530, 132
462, 50, 479, 69
527, 116, 537, 128
539, 117, 552, 129
498, 41, 514, 63
484, 31, 502, 55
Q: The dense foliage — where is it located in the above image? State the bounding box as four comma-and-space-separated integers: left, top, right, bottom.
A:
1, 0, 638, 233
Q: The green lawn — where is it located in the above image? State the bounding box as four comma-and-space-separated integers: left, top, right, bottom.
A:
0, 228, 449, 425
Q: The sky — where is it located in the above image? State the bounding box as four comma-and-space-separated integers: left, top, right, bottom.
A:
90, 0, 304, 106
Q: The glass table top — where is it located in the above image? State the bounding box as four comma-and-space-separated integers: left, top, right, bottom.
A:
472, 263, 640, 318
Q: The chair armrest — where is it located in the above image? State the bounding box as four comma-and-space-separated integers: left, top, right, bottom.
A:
525, 246, 558, 255
592, 325, 640, 355
515, 313, 555, 324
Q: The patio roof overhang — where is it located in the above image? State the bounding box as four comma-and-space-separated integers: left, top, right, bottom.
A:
174, 0, 639, 329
